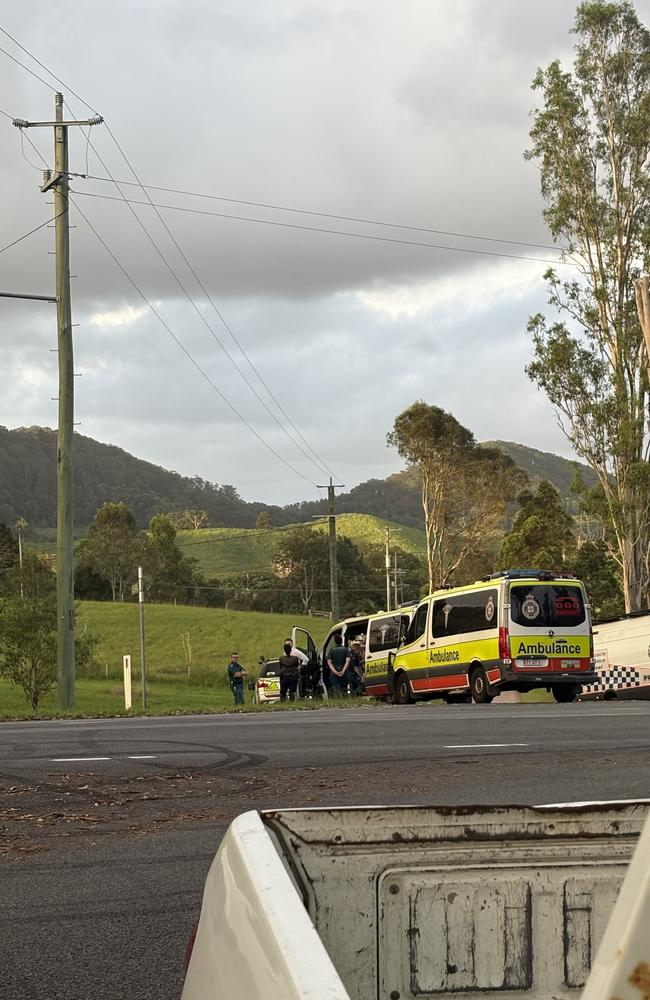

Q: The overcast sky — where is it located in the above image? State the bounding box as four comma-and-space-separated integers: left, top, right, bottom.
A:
2, 1, 649, 505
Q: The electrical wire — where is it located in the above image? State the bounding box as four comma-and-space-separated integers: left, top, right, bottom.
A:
0, 27, 341, 480
70, 195, 320, 488
70, 172, 563, 253
0, 42, 57, 93
100, 120, 339, 480
71, 190, 567, 266
0, 216, 55, 254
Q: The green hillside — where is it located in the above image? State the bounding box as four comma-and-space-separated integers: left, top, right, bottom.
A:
78, 601, 329, 678
175, 513, 426, 579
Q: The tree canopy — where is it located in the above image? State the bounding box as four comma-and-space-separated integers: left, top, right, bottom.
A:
388, 402, 523, 591
526, 0, 650, 611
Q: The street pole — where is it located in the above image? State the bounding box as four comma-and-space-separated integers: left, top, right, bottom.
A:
385, 526, 391, 612
54, 93, 75, 709
13, 95, 103, 711
138, 565, 147, 710
393, 552, 399, 610
316, 477, 345, 621
327, 479, 339, 622
16, 520, 24, 599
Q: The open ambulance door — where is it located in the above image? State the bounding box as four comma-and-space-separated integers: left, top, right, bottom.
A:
291, 626, 318, 664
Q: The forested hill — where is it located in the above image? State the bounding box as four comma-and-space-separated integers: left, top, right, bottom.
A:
0, 426, 268, 529
481, 441, 598, 496
0, 425, 597, 530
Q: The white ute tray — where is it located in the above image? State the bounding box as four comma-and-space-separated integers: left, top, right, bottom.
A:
183, 803, 649, 1000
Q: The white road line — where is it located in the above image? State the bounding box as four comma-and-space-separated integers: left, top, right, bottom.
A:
127, 754, 156, 759
51, 756, 111, 762
444, 743, 528, 749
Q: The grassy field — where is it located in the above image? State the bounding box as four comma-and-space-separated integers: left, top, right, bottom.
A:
176, 513, 426, 579
77, 601, 329, 679
0, 601, 331, 719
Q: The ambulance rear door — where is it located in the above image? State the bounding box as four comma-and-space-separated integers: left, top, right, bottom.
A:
291, 626, 319, 664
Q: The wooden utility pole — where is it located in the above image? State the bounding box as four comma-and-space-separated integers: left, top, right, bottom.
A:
14, 95, 103, 710
317, 478, 344, 621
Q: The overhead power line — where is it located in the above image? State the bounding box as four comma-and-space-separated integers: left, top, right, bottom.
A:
71, 190, 567, 266
98, 120, 339, 481
0, 216, 55, 254
70, 196, 320, 488
0, 26, 340, 483
68, 172, 562, 253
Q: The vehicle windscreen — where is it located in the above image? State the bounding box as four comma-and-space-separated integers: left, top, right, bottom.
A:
261, 661, 280, 677
509, 584, 586, 629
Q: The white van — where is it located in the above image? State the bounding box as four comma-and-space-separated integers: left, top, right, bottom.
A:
292, 605, 416, 698
581, 610, 650, 700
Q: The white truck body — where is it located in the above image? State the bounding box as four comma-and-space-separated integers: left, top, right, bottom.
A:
182, 803, 649, 1000
583, 611, 650, 700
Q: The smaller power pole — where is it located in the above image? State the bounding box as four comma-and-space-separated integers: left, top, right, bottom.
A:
317, 478, 345, 621
385, 526, 391, 611
393, 551, 399, 610
138, 565, 147, 710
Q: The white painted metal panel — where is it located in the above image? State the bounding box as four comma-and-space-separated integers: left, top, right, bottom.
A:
581, 804, 650, 1000
264, 804, 648, 1000
181, 810, 350, 1000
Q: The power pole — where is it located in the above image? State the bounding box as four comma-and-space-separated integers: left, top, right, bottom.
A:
316, 478, 345, 621
13, 95, 103, 710
385, 526, 391, 611
393, 551, 399, 610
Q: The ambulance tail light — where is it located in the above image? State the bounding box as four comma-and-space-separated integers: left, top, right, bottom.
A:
499, 627, 511, 663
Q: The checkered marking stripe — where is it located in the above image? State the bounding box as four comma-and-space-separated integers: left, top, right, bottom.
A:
584, 665, 642, 693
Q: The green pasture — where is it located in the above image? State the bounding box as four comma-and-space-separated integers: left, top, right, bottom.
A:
77, 601, 329, 679
176, 513, 426, 578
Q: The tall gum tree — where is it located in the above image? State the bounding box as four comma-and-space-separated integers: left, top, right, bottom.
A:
387, 402, 521, 593
526, 0, 650, 611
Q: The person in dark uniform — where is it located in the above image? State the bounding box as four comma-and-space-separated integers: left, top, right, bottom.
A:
327, 634, 351, 697
278, 641, 301, 701
227, 652, 247, 705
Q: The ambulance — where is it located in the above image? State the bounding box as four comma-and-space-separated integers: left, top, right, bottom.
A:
389, 569, 597, 704
580, 609, 650, 700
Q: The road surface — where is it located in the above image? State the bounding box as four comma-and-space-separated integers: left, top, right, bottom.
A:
2, 701, 650, 999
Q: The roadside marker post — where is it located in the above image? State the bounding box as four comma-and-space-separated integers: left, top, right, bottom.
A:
123, 655, 132, 710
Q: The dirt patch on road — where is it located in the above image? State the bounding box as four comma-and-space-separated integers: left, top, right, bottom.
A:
2, 747, 648, 858
0, 756, 469, 857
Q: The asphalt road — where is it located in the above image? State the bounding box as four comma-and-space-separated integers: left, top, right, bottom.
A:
2, 701, 650, 999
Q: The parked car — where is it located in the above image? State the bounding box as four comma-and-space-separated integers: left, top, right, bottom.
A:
250, 658, 281, 704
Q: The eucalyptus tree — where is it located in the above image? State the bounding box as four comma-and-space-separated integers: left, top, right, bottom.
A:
387, 402, 521, 593
526, 0, 650, 611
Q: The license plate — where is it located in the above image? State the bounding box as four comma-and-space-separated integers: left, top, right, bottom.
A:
515, 657, 548, 668
561, 659, 580, 669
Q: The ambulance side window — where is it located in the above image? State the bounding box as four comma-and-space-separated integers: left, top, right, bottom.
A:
404, 603, 428, 644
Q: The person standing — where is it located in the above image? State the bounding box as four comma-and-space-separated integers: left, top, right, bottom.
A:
278, 641, 301, 701
327, 635, 351, 697
227, 652, 247, 706
349, 640, 366, 695
284, 638, 310, 696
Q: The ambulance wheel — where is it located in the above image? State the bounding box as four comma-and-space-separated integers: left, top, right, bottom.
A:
394, 673, 414, 705
603, 690, 618, 701
552, 684, 579, 703
470, 667, 493, 704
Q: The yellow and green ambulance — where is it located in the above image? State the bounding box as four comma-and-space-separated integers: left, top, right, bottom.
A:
389, 569, 596, 705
